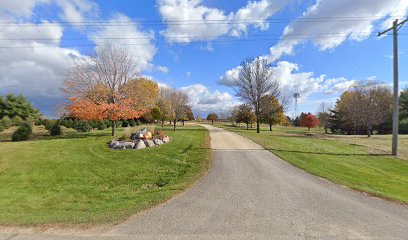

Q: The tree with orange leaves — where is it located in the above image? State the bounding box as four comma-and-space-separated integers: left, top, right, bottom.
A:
300, 113, 320, 131
63, 46, 158, 136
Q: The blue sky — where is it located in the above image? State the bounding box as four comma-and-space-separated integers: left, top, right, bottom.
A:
0, 0, 407, 118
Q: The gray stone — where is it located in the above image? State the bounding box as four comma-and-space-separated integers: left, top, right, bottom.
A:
162, 137, 170, 143
113, 143, 126, 150
144, 139, 155, 147
153, 139, 163, 145
109, 140, 120, 148
134, 140, 146, 149
124, 142, 135, 149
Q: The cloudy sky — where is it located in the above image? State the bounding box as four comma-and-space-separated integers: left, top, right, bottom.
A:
0, 0, 407, 118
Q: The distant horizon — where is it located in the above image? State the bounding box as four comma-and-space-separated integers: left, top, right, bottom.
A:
0, 0, 407, 118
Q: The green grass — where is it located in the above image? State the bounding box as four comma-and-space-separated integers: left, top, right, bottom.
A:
0, 125, 210, 225
216, 123, 408, 203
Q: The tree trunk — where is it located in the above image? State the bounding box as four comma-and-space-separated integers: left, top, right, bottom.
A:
325, 126, 328, 134
111, 120, 116, 136
246, 123, 249, 130
367, 125, 372, 137
173, 120, 176, 131
256, 113, 260, 133
308, 127, 311, 131
269, 122, 272, 131
161, 120, 164, 128
182, 120, 185, 126
211, 120, 214, 125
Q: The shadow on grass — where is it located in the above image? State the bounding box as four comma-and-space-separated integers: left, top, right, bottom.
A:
266, 148, 390, 157
0, 132, 112, 143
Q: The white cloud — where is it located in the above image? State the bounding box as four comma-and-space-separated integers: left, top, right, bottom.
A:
156, 66, 170, 74
200, 42, 214, 52
55, 0, 98, 23
267, 0, 408, 62
157, 0, 291, 43
217, 66, 241, 87
218, 61, 356, 99
186, 72, 192, 78
89, 14, 157, 71
180, 84, 235, 113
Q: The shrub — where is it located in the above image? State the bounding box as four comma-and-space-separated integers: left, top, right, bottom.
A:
128, 119, 136, 127
0, 124, 3, 132
136, 120, 141, 126
96, 121, 107, 130
12, 123, 32, 141
400, 119, 408, 134
0, 116, 12, 129
34, 119, 43, 126
11, 116, 24, 126
50, 123, 62, 136
74, 120, 92, 132
121, 120, 129, 127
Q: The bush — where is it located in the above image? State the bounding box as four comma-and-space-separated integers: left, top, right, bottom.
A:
74, 120, 92, 132
0, 116, 12, 129
0, 124, 3, 132
12, 123, 32, 141
50, 123, 62, 136
96, 121, 107, 130
121, 120, 129, 127
400, 119, 408, 134
11, 116, 24, 126
34, 119, 42, 126
128, 119, 136, 127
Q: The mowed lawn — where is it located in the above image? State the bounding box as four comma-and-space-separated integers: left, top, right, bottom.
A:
0, 125, 210, 225
217, 124, 408, 203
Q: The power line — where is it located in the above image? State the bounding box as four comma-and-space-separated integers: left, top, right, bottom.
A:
0, 16, 405, 27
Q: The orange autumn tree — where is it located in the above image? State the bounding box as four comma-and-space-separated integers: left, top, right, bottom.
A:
63, 45, 159, 136
300, 113, 320, 131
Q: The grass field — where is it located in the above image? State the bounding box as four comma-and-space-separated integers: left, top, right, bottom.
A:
0, 124, 210, 225
213, 123, 408, 203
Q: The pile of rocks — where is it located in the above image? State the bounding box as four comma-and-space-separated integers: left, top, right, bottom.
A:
108, 128, 170, 150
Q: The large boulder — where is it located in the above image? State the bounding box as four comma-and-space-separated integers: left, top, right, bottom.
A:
134, 140, 146, 150
123, 142, 135, 149
153, 139, 163, 146
109, 140, 120, 148
113, 143, 126, 150
144, 139, 155, 147
162, 137, 170, 144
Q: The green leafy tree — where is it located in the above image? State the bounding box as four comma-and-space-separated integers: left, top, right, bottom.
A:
206, 113, 219, 125
0, 94, 39, 119
234, 104, 256, 130
50, 123, 62, 136
400, 88, 408, 119
259, 95, 285, 131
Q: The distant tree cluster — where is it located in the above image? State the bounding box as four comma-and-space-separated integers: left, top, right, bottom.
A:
326, 82, 393, 137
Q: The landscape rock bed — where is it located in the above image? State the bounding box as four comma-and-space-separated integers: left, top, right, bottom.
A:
108, 128, 170, 150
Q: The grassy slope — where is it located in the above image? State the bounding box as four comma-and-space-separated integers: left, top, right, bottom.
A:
216, 124, 408, 203
0, 125, 210, 225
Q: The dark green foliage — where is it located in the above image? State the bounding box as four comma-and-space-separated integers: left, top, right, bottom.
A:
0, 125, 3, 132
128, 119, 136, 127
34, 119, 43, 126
59, 119, 74, 129
96, 121, 107, 130
0, 94, 40, 119
12, 123, 32, 141
121, 120, 129, 127
400, 89, 408, 119
50, 124, 62, 136
0, 116, 12, 129
42, 119, 57, 131
74, 120, 92, 132
11, 116, 24, 126
136, 120, 141, 126
400, 119, 408, 134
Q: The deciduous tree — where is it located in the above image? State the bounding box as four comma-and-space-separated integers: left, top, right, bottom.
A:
235, 58, 280, 133
259, 95, 285, 131
206, 113, 219, 125
300, 113, 320, 131
63, 46, 158, 136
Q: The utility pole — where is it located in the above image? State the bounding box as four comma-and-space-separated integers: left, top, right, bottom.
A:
378, 18, 408, 156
